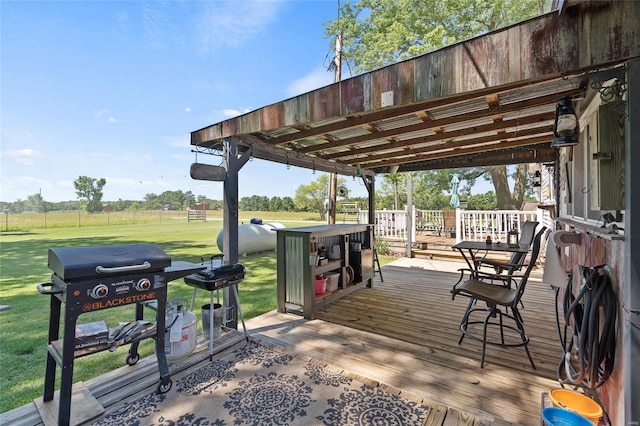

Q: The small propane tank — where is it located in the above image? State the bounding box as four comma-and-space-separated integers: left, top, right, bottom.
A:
163, 299, 197, 363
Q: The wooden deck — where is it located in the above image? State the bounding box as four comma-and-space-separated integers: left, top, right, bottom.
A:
1, 258, 560, 426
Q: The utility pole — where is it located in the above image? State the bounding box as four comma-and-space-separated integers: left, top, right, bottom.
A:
328, 30, 342, 224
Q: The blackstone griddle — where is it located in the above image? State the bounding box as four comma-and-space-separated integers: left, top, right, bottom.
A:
37, 244, 204, 426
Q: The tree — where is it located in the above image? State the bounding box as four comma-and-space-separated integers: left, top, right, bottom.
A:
268, 196, 284, 212
324, 0, 542, 209
74, 176, 106, 213
239, 195, 270, 211
281, 196, 296, 212
467, 191, 497, 210
380, 174, 406, 210
26, 192, 45, 213
143, 193, 162, 210
324, 0, 541, 75
150, 190, 195, 210
294, 174, 348, 220
486, 165, 529, 210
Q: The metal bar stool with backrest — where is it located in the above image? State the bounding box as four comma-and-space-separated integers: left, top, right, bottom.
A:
451, 226, 547, 369
474, 220, 539, 286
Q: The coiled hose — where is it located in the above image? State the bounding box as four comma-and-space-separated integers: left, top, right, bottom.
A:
555, 265, 617, 389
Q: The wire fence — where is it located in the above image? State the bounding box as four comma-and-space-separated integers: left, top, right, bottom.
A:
0, 210, 208, 231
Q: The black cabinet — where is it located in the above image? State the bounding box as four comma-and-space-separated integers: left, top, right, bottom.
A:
349, 249, 373, 283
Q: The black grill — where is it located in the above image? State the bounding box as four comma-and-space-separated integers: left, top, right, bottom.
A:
38, 244, 204, 426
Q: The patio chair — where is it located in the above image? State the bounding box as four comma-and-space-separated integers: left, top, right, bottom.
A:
451, 226, 546, 369
475, 220, 539, 281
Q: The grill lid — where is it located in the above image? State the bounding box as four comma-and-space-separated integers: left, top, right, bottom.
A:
48, 244, 171, 281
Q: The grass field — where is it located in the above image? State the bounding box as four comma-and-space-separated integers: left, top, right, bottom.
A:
0, 211, 342, 412
0, 209, 329, 231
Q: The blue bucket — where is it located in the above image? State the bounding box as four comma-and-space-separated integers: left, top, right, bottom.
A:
542, 407, 593, 426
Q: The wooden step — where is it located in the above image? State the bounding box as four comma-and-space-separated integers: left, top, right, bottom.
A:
412, 248, 463, 261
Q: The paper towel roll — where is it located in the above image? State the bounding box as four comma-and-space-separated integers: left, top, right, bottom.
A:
542, 230, 580, 288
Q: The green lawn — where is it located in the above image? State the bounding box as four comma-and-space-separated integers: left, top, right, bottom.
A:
0, 213, 393, 412
0, 214, 318, 412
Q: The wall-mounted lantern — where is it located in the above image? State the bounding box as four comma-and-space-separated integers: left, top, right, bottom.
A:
551, 97, 579, 148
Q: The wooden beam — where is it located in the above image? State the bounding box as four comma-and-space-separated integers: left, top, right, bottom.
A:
295, 89, 578, 156
361, 135, 553, 169
393, 145, 557, 171
323, 111, 553, 162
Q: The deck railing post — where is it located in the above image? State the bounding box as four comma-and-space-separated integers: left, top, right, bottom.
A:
411, 205, 417, 243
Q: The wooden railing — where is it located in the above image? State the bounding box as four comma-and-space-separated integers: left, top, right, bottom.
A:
358, 208, 545, 244
457, 209, 542, 242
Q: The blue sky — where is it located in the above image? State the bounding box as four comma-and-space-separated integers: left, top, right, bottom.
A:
1, 0, 371, 203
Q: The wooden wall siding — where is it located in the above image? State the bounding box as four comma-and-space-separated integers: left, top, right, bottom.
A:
260, 101, 285, 131
340, 76, 367, 116
562, 228, 625, 426
238, 109, 261, 136
372, 60, 416, 109
523, 11, 579, 78
462, 28, 511, 90
565, 231, 609, 268
414, 51, 456, 101
192, 124, 220, 145
585, 2, 640, 65
191, 2, 640, 146
308, 84, 340, 123
283, 95, 310, 126
598, 239, 625, 426
596, 103, 625, 210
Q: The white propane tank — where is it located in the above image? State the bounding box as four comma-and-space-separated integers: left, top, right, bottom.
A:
216, 220, 285, 255
163, 299, 197, 363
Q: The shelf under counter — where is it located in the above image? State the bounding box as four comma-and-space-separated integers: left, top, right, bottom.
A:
313, 260, 343, 275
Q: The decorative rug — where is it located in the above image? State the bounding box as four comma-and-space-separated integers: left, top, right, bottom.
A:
91, 341, 431, 425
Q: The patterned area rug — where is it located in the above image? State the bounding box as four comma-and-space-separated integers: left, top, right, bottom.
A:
91, 341, 431, 425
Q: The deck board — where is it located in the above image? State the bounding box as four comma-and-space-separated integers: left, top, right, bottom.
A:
248, 258, 561, 425
1, 258, 560, 426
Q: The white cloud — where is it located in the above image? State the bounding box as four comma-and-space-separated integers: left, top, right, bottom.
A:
197, 1, 281, 52
286, 67, 334, 97
2, 148, 44, 166
185, 106, 192, 112
94, 108, 119, 123
94, 108, 110, 118
0, 175, 73, 202
223, 108, 250, 118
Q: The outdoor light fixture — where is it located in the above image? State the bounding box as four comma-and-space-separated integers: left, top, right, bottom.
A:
551, 97, 579, 147
533, 170, 542, 187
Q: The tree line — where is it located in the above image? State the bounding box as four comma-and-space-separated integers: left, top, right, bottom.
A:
1, 167, 537, 217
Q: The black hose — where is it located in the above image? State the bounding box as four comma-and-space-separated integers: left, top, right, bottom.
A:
556, 265, 617, 389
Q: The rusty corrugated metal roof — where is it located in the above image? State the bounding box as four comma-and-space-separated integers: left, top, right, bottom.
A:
191, 2, 639, 177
